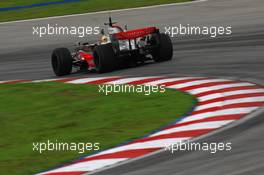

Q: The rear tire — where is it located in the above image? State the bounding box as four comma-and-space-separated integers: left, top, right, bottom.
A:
151, 33, 173, 62
51, 48, 72, 76
93, 44, 117, 73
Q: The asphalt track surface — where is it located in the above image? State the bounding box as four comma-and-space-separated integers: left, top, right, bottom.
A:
0, 0, 264, 174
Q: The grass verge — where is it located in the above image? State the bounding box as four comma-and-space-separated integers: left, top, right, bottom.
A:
0, 0, 193, 22
0, 82, 195, 175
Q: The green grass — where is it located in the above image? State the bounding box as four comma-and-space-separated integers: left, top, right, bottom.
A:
0, 82, 195, 175
0, 0, 57, 7
0, 0, 193, 22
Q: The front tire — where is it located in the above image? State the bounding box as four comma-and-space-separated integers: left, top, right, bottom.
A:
93, 44, 117, 73
51, 48, 72, 76
151, 33, 173, 62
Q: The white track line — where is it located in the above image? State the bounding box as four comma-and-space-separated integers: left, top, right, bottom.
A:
88, 137, 190, 158
179, 107, 258, 123
167, 79, 232, 89
0, 81, 8, 84
199, 88, 264, 101
106, 77, 157, 84
0, 0, 208, 25
188, 83, 255, 95
37, 158, 127, 174
197, 96, 264, 111
143, 77, 204, 85
66, 77, 117, 84
32, 78, 61, 83
151, 120, 233, 137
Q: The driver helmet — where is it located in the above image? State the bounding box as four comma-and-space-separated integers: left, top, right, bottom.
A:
101, 35, 109, 44
108, 27, 121, 34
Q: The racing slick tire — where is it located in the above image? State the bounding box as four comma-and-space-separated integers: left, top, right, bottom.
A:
151, 33, 173, 62
93, 43, 117, 73
51, 48, 72, 76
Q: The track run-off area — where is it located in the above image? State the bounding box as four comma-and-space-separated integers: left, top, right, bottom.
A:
1, 76, 264, 175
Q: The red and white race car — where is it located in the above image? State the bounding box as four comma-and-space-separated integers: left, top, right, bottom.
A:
51, 17, 173, 76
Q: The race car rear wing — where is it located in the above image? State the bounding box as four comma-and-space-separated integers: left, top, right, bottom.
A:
113, 27, 158, 40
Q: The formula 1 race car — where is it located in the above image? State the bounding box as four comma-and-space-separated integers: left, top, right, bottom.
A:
51, 17, 173, 76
